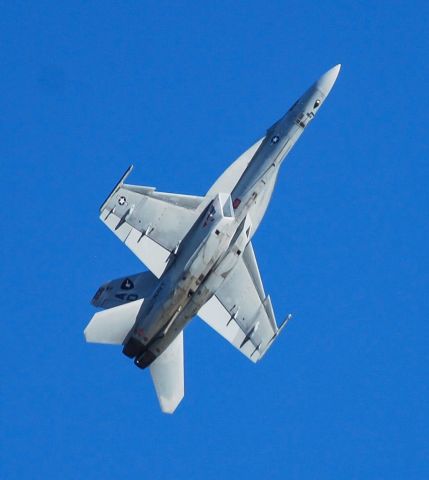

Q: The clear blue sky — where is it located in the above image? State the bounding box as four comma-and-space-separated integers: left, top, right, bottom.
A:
1, 1, 428, 478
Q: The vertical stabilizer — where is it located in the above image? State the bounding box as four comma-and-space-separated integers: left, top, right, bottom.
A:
149, 332, 184, 414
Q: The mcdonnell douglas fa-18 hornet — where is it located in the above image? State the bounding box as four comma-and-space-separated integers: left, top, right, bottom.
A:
85, 65, 341, 413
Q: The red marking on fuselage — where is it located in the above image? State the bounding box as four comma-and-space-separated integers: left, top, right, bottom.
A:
233, 198, 241, 209
136, 327, 145, 337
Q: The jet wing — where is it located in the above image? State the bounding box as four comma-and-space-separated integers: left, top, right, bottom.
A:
100, 166, 204, 277
198, 242, 289, 362
150, 332, 184, 414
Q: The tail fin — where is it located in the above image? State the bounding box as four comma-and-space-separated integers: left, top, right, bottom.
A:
150, 332, 184, 414
92, 271, 158, 309
84, 299, 143, 345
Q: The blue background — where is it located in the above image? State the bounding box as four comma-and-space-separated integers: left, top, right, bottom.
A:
1, 1, 428, 478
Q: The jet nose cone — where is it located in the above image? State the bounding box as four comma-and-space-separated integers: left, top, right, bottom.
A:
315, 64, 341, 97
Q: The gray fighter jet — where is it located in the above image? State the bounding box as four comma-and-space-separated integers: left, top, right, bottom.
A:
85, 65, 341, 413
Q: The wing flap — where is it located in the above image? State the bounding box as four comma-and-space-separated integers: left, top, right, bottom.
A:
242, 242, 266, 301
124, 229, 171, 278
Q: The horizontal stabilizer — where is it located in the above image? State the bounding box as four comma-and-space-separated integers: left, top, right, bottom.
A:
92, 271, 158, 309
150, 332, 184, 414
84, 299, 143, 345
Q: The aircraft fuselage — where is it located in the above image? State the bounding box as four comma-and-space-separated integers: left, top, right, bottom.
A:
122, 67, 339, 368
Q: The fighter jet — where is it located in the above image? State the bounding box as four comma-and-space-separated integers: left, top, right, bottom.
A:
85, 65, 341, 413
